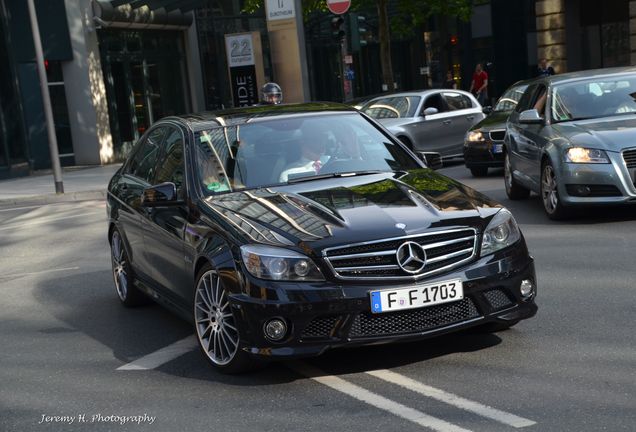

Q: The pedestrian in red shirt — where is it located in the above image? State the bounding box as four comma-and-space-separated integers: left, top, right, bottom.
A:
469, 63, 488, 106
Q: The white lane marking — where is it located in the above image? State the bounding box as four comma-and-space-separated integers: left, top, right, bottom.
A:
117, 336, 197, 370
367, 369, 536, 428
0, 267, 80, 280
0, 211, 102, 231
288, 362, 472, 432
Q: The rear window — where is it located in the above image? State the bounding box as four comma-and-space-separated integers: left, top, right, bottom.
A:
362, 96, 421, 119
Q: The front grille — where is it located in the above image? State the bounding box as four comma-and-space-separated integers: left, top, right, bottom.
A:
565, 184, 622, 197
349, 298, 479, 338
301, 316, 340, 339
488, 130, 506, 141
323, 228, 477, 280
483, 289, 514, 311
622, 149, 636, 168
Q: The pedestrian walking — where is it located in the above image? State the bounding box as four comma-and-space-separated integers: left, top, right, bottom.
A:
469, 63, 488, 106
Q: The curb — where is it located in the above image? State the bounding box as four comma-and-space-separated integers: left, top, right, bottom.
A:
0, 190, 106, 209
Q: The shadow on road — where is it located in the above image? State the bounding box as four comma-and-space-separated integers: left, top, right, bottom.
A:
33, 269, 505, 385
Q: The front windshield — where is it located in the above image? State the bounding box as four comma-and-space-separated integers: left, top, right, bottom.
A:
494, 84, 527, 112
362, 96, 421, 119
194, 113, 420, 194
551, 76, 636, 122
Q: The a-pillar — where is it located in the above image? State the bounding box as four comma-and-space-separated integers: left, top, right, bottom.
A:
536, 0, 567, 73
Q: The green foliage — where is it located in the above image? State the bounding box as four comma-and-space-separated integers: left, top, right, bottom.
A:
242, 0, 472, 28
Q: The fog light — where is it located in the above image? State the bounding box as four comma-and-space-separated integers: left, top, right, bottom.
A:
264, 318, 287, 341
520, 279, 535, 299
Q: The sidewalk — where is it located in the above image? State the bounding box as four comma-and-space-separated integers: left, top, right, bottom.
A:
0, 164, 121, 209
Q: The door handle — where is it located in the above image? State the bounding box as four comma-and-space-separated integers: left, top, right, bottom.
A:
443, 120, 452, 125
466, 116, 474, 121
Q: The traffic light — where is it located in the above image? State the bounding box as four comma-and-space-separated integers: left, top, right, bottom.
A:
450, 35, 458, 46
331, 16, 345, 42
349, 13, 367, 52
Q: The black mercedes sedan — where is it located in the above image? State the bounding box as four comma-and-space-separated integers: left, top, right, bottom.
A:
107, 102, 537, 373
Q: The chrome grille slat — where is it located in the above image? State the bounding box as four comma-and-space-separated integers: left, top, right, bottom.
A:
323, 228, 478, 280
426, 247, 474, 264
329, 249, 396, 261
420, 235, 474, 251
622, 149, 636, 168
334, 264, 400, 271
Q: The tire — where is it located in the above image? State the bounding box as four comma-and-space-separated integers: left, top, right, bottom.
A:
110, 229, 148, 307
540, 159, 570, 220
470, 167, 488, 177
194, 264, 256, 373
504, 151, 530, 200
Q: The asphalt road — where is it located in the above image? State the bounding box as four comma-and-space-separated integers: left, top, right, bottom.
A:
1, 165, 635, 432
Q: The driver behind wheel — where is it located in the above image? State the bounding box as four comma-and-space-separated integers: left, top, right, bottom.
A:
279, 123, 330, 182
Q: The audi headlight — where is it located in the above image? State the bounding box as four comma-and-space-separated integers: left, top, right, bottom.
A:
465, 130, 485, 143
481, 209, 521, 256
564, 147, 609, 163
240, 244, 324, 281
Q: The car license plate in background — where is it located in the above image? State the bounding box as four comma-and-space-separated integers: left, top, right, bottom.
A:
370, 279, 463, 314
492, 144, 503, 153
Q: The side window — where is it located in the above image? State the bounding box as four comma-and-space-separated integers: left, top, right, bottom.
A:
515, 84, 538, 113
154, 126, 186, 198
442, 92, 473, 111
422, 93, 446, 114
128, 127, 166, 183
531, 85, 548, 118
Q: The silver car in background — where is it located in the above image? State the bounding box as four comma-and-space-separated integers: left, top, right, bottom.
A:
360, 90, 485, 160
505, 67, 636, 219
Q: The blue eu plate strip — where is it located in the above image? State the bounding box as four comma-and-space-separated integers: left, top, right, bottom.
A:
371, 291, 382, 313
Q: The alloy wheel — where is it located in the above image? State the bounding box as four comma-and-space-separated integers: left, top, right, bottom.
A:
541, 164, 559, 214
111, 231, 128, 301
194, 270, 239, 366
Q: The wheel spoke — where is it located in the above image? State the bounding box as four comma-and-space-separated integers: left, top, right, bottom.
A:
219, 329, 231, 358
221, 327, 238, 347
214, 277, 222, 305
223, 321, 238, 332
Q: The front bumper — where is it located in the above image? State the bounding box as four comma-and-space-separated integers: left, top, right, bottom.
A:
557, 151, 636, 205
228, 245, 537, 359
464, 140, 504, 168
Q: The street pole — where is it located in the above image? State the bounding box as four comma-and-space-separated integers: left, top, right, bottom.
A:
26, 0, 64, 194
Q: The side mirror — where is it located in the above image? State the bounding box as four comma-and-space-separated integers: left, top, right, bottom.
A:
482, 106, 493, 115
141, 182, 180, 207
418, 152, 443, 170
519, 109, 543, 124
422, 107, 439, 117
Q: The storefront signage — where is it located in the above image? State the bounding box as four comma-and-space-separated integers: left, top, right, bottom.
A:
225, 33, 259, 107
266, 0, 295, 21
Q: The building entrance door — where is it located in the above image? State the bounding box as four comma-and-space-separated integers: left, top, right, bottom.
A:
100, 29, 189, 160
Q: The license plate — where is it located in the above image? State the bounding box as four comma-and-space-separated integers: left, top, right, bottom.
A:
370, 279, 463, 314
492, 144, 503, 153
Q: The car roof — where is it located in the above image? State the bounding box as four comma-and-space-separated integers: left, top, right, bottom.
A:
161, 102, 359, 132
366, 89, 474, 99
538, 66, 636, 85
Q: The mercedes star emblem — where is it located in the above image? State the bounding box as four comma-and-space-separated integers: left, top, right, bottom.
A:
396, 241, 427, 274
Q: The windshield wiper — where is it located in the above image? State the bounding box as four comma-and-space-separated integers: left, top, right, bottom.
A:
286, 170, 386, 184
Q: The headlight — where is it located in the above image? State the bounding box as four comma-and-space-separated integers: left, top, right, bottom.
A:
240, 244, 324, 281
564, 147, 609, 163
481, 209, 521, 256
465, 130, 485, 142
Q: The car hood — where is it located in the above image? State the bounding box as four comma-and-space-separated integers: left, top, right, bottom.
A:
471, 111, 510, 131
202, 169, 501, 253
551, 116, 636, 151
